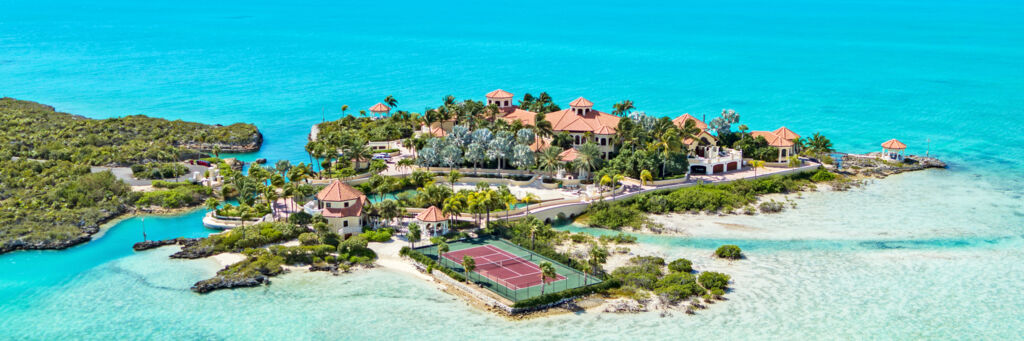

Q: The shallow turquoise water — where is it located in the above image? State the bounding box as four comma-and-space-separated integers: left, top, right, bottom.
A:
2, 0, 1024, 338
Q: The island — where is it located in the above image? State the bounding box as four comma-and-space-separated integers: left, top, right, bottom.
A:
5, 89, 946, 316
0, 98, 263, 254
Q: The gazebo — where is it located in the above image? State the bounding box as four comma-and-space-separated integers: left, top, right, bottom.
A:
415, 206, 449, 237
369, 102, 390, 119
881, 139, 907, 160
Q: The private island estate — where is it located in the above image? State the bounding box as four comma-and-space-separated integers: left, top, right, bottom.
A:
0, 92, 944, 315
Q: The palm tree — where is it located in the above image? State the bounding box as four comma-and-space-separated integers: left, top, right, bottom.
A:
502, 192, 517, 221
446, 170, 461, 191
528, 223, 539, 249
574, 143, 602, 180
649, 128, 682, 178
396, 158, 415, 172
340, 104, 349, 119
521, 193, 540, 215
599, 175, 613, 199
462, 255, 476, 280
611, 100, 635, 117
275, 160, 291, 178
437, 242, 449, 264
212, 145, 222, 159
751, 159, 766, 178
533, 112, 554, 138
806, 132, 834, 159
588, 243, 608, 277
442, 197, 463, 230
407, 223, 421, 247
537, 146, 564, 179
384, 95, 398, 109
204, 197, 220, 211
580, 262, 591, 285
640, 169, 653, 186
539, 262, 556, 295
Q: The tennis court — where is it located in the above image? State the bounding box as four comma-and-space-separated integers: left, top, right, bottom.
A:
415, 237, 600, 302
442, 244, 566, 290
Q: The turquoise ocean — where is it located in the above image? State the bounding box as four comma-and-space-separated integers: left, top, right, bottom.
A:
2, 0, 1023, 339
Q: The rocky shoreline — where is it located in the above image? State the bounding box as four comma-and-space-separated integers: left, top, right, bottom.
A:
0, 205, 205, 256
132, 237, 201, 252
838, 154, 947, 178
0, 206, 125, 255
191, 270, 272, 293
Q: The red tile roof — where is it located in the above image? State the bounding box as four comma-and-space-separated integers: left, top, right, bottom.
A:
545, 108, 620, 134
369, 103, 390, 113
751, 131, 794, 147
429, 126, 448, 137
317, 180, 366, 202
499, 108, 539, 126
416, 206, 448, 222
772, 126, 801, 141
569, 97, 594, 107
322, 196, 366, 218
486, 89, 514, 99
672, 113, 708, 130
881, 139, 907, 150
558, 148, 580, 162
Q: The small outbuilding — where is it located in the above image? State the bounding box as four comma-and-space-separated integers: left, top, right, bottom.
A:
415, 206, 450, 237
881, 139, 907, 160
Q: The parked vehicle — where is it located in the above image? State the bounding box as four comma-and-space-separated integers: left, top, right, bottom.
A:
372, 153, 391, 161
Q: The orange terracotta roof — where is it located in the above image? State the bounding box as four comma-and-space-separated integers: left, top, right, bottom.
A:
569, 97, 594, 107
430, 126, 448, 137
684, 130, 717, 146
751, 131, 794, 147
416, 206, 448, 222
558, 148, 579, 162
881, 139, 907, 150
369, 103, 390, 113
499, 108, 539, 126
672, 113, 708, 130
772, 126, 801, 141
317, 180, 366, 202
322, 196, 366, 218
530, 136, 551, 152
486, 89, 514, 99
545, 108, 620, 134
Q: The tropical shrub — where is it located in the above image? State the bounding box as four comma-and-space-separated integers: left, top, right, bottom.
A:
715, 245, 743, 259
667, 258, 693, 273
698, 272, 731, 290
298, 232, 319, 246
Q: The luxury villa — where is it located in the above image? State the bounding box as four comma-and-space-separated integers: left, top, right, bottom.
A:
750, 127, 801, 162
493, 90, 620, 160
310, 180, 367, 238
671, 113, 744, 175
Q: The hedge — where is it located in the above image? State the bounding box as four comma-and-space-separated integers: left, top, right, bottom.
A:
511, 278, 621, 309
401, 246, 465, 282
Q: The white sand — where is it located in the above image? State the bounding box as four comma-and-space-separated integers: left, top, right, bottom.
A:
368, 237, 434, 281
211, 252, 246, 267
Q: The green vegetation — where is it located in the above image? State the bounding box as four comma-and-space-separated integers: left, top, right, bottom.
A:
182, 222, 305, 255
130, 162, 188, 179
512, 279, 621, 309
668, 258, 693, 273
0, 159, 131, 252
360, 228, 393, 242
0, 98, 262, 254
0, 98, 261, 166
583, 172, 829, 231
400, 246, 466, 282
698, 272, 731, 291
609, 255, 729, 305
715, 245, 743, 259
135, 183, 212, 208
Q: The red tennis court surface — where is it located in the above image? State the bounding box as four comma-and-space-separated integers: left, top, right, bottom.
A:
442, 245, 565, 290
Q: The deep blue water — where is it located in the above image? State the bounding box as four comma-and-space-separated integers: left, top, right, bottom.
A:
2, 0, 1024, 338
